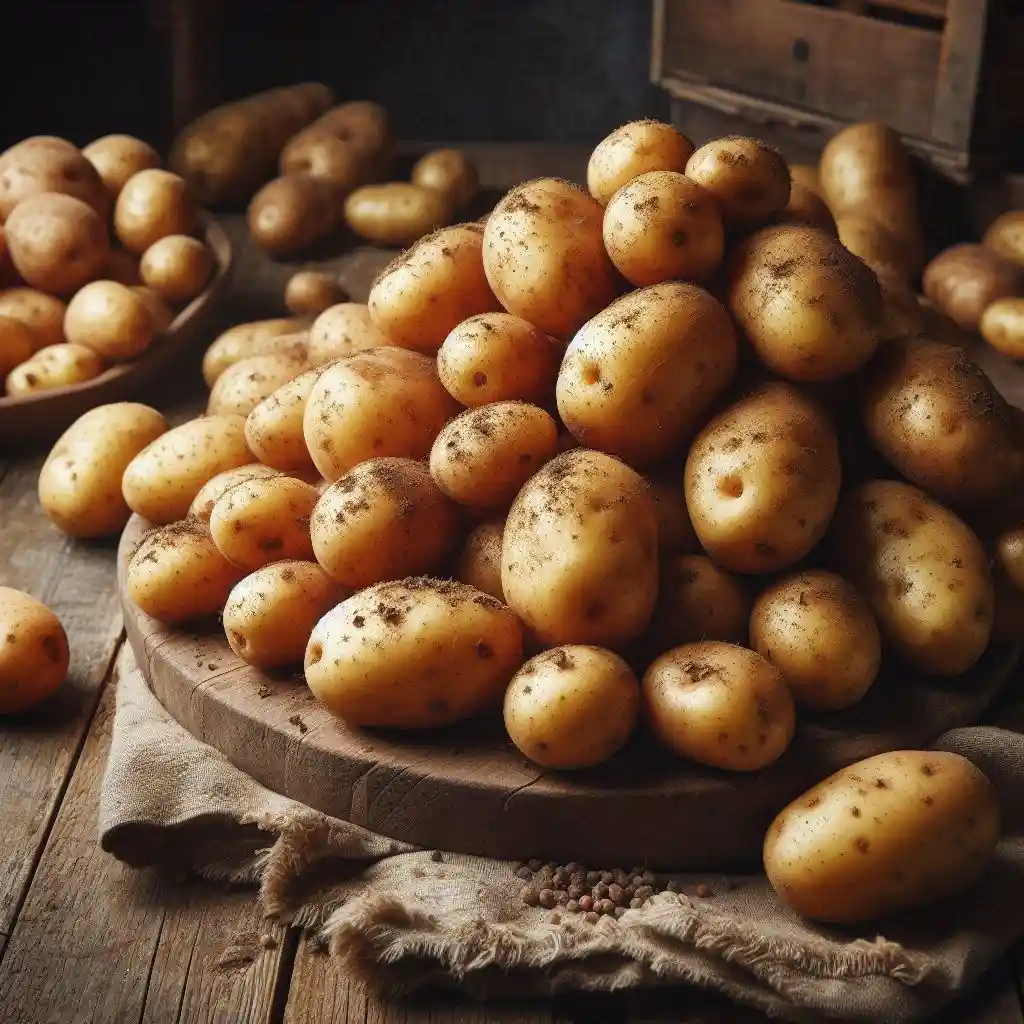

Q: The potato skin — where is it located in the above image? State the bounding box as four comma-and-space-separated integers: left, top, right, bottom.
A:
776, 183, 837, 237
455, 518, 506, 601
344, 183, 452, 247
504, 646, 640, 769
832, 480, 993, 675
140, 235, 214, 306
0, 136, 110, 221
0, 289, 66, 350
305, 577, 524, 729
284, 271, 347, 316
203, 318, 309, 387
244, 366, 322, 472
764, 750, 1000, 924
922, 244, 1024, 333
789, 164, 821, 196
685, 136, 790, 228
980, 297, 1024, 359
5, 343, 103, 396
984, 211, 1024, 266
819, 122, 917, 214
0, 587, 69, 714
83, 134, 162, 199
308, 303, 391, 364
114, 169, 199, 254
411, 148, 479, 209
587, 120, 694, 206
188, 464, 281, 521
64, 281, 154, 361
0, 315, 35, 376
836, 209, 923, 282
207, 351, 308, 419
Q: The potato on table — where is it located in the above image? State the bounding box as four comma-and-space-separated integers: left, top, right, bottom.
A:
244, 366, 324, 472
455, 518, 505, 601
344, 182, 452, 247
308, 302, 391, 364
285, 271, 347, 316
411, 148, 479, 210
248, 174, 339, 257
923, 244, 1024, 333
203, 317, 310, 387
64, 281, 154, 361
139, 235, 214, 306
587, 119, 694, 206
0, 288, 65, 350
685, 136, 790, 228
0, 587, 69, 714
83, 134, 162, 200
5, 343, 103, 396
207, 350, 308, 419
0, 135, 110, 220
114, 169, 199, 254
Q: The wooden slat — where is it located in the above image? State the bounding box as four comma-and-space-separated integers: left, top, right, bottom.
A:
930, 0, 990, 147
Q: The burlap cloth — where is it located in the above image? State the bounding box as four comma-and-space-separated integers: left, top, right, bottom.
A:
100, 645, 1024, 1023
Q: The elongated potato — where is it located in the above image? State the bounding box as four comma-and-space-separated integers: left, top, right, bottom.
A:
244, 366, 324, 472
587, 120, 694, 206
819, 121, 917, 215
455, 518, 505, 601
411, 148, 479, 210
308, 302, 392, 364
685, 136, 790, 228
248, 174, 339, 257
207, 351, 308, 418
923, 244, 1024, 333
344, 183, 452, 247
188, 464, 281, 521
203, 318, 310, 387
5, 343, 103, 396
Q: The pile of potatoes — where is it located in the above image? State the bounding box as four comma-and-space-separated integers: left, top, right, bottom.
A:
36, 117, 1021, 927
0, 133, 216, 396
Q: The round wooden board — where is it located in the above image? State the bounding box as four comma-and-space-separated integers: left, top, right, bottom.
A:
118, 516, 1019, 869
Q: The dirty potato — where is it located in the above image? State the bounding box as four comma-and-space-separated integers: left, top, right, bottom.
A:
188, 464, 282, 521
307, 302, 392, 364
5, 343, 103, 395
206, 351, 308, 419
455, 518, 506, 601
0, 587, 70, 714
685, 136, 790, 228
587, 120, 694, 206
202, 318, 311, 387
244, 366, 323, 472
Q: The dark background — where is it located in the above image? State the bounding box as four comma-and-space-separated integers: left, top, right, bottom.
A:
1, 0, 665, 152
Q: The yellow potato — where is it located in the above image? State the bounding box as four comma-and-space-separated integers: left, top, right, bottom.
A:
502, 449, 658, 648
206, 351, 308, 419
114, 169, 199, 254
0, 135, 110, 220
789, 163, 821, 196
922, 243, 1024, 333
587, 120, 694, 206
455, 518, 505, 601
642, 641, 795, 771
645, 472, 698, 556
368, 224, 500, 354
996, 524, 1024, 593
305, 577, 524, 728
188, 464, 281, 522
129, 285, 174, 333
82, 134, 162, 199
429, 402, 558, 509
248, 174, 338, 257
980, 297, 1024, 359
503, 645, 640, 769
685, 136, 790, 228
344, 182, 453, 247
411, 148, 479, 209
202, 318, 311, 387
0, 288, 65, 350
0, 315, 34, 376
63, 280, 154, 361
5, 343, 103, 396
750, 570, 880, 712
244, 366, 324, 472
122, 414, 254, 524
557, 282, 737, 466
39, 402, 167, 537
983, 210, 1024, 266
0, 587, 69, 714
836, 209, 923, 282
819, 121, 916, 215
776, 183, 837, 237
139, 235, 214, 306
764, 750, 1000, 924
308, 303, 392, 364
284, 271, 347, 316
684, 382, 841, 574
311, 457, 461, 588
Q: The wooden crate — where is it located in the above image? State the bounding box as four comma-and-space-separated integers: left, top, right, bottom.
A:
651, 0, 1024, 180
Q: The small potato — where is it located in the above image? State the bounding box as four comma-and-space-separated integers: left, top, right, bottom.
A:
0, 136, 110, 220
39, 402, 167, 537
684, 382, 841, 574
923, 244, 1024, 333
502, 449, 659, 648
995, 523, 1024, 593
311, 457, 461, 588
685, 136, 790, 228
82, 134, 162, 200
645, 472, 698, 557
5, 343, 103, 396
429, 402, 558, 509
0, 587, 69, 714
504, 646, 640, 769
115, 169, 199, 254
0, 315, 35, 376
776, 183, 837, 236
750, 570, 880, 712
0, 288, 65, 350
207, 351, 308, 418
139, 235, 214, 306
368, 223, 500, 353
308, 303, 392, 364
587, 120, 695, 206
244, 366, 323, 472
223, 561, 347, 669
483, 178, 620, 340
63, 280, 154, 361
209, 475, 318, 571
104, 248, 142, 287
980, 297, 1024, 359
455, 518, 505, 601
280, 133, 371, 194
789, 164, 821, 195
818, 121, 917, 213
188, 464, 281, 521
832, 480, 993, 675
122, 414, 255, 524
285, 270, 347, 316
305, 577, 524, 728
642, 641, 795, 771
602, 172, 724, 286
411, 148, 479, 210
983, 210, 1024, 266
203, 318, 310, 387
764, 750, 1000, 924
437, 311, 560, 407
126, 519, 242, 624
344, 182, 453, 247
4, 193, 109, 296
248, 174, 338, 257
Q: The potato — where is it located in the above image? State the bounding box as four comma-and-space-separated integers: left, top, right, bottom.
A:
789, 164, 820, 195
83, 134, 162, 199
223, 561, 346, 669
0, 587, 69, 714
832, 480, 993, 675
684, 382, 841, 574
764, 750, 1000, 924
995, 523, 1024, 593
139, 234, 213, 305
0, 136, 110, 221
63, 280, 154, 361
203, 317, 310, 387
836, 209, 924, 281
122, 414, 254, 524
115, 169, 199, 254
284, 271, 347, 316
207, 351, 308, 418
483, 178, 620, 339
344, 182, 453, 247
0, 315, 34, 376
411, 148, 479, 210
437, 311, 560, 407
819, 120, 916, 211
918, 296, 970, 348
429, 402, 558, 509
5, 343, 103, 396
244, 366, 324, 472
645, 472, 698, 556
311, 457, 461, 588
368, 224, 500, 353
777, 183, 837, 236
39, 402, 167, 537
587, 120, 695, 206
860, 337, 1023, 502
750, 570, 880, 712
308, 302, 391, 364
557, 282, 737, 466
0, 228, 20, 286
983, 210, 1024, 266
0, 288, 65, 350
303, 348, 460, 481
248, 174, 338, 257
308, 101, 392, 171
642, 641, 795, 771
305, 577, 523, 728
502, 449, 658, 648
685, 136, 790, 228
4, 193, 109, 296
980, 297, 1024, 359
188, 464, 281, 521
922, 244, 1024, 333
104, 248, 142, 287
126, 519, 243, 624
504, 645, 640, 769
455, 518, 505, 601
281, 101, 392, 188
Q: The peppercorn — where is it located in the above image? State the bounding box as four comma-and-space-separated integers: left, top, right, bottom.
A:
613, 869, 629, 886
539, 889, 556, 909
569, 871, 586, 887
593, 882, 609, 899
608, 883, 624, 904
520, 885, 539, 907
584, 912, 600, 924
599, 870, 614, 885
566, 899, 580, 913
579, 895, 594, 912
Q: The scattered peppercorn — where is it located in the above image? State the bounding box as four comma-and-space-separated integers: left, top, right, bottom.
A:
520, 885, 539, 907
608, 883, 624, 904
578, 895, 594, 912
539, 888, 556, 909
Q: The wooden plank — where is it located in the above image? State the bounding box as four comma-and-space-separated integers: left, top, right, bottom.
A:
931, 0, 990, 148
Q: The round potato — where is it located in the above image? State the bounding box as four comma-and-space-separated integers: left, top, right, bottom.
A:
207, 351, 308, 419
429, 402, 558, 510
305, 577, 524, 728
776, 183, 837, 236
244, 366, 324, 472
818, 121, 917, 214
311, 457, 461, 588
587, 120, 694, 206
764, 750, 1000, 924
685, 136, 790, 228
344, 182, 452, 247
645, 472, 698, 557
307, 302, 392, 364
0, 136, 110, 220
104, 248, 142, 287
0, 289, 65, 351
437, 311, 560, 407
188, 464, 281, 521
0, 315, 34, 376
455, 518, 505, 601
684, 382, 841, 574
504, 646, 640, 769
750, 570, 880, 712
483, 178, 620, 340
980, 297, 1024, 359
280, 133, 370, 195
789, 164, 821, 195
129, 285, 174, 333
248, 174, 338, 257
502, 449, 658, 648
0, 587, 69, 714
4, 193, 109, 296
411, 148, 479, 209
203, 318, 310, 387
285, 270, 347, 316
63, 280, 154, 361
983, 210, 1024, 266
642, 641, 795, 771
139, 235, 214, 306
82, 134, 162, 199
115, 169, 198, 254
5, 343, 103, 396
922, 244, 1024, 333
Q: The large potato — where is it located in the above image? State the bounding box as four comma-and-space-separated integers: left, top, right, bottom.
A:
818, 122, 917, 214
83, 134, 162, 200
922, 244, 1024, 333
684, 382, 841, 574
832, 480, 993, 675
685, 136, 790, 228
248, 174, 338, 257
308, 303, 392, 364
502, 449, 658, 648
482, 178, 620, 339
39, 403, 167, 537
587, 120, 694, 206
188, 464, 281, 521
305, 578, 524, 728
114, 169, 199, 254
983, 210, 1024, 266
764, 750, 1000, 924
411, 148, 479, 210
344, 183, 452, 247
0, 587, 69, 714
281, 100, 392, 186
202, 317, 310, 387
0, 288, 66, 350
455, 518, 505, 601
64, 280, 154, 361
207, 351, 308, 418
244, 366, 324, 472
5, 343, 103, 396
0, 315, 34, 376
0, 136, 110, 221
